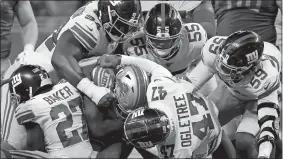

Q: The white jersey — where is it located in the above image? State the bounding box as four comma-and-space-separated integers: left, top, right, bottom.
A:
191, 36, 281, 104
14, 80, 93, 158
125, 23, 207, 75
188, 36, 281, 154
36, 1, 111, 60
146, 77, 222, 158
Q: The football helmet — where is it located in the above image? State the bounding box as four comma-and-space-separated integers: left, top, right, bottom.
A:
144, 3, 183, 59
9, 65, 52, 105
98, 0, 142, 43
114, 65, 149, 119
124, 108, 171, 149
214, 31, 264, 86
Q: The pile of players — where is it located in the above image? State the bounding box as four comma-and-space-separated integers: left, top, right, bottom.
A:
1, 0, 281, 158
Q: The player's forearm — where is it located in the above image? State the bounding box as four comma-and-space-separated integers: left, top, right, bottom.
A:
257, 102, 279, 158
120, 55, 172, 77
51, 53, 85, 85
25, 123, 45, 151
220, 130, 237, 158
187, 60, 214, 91
21, 19, 38, 51
51, 53, 106, 104
89, 119, 123, 137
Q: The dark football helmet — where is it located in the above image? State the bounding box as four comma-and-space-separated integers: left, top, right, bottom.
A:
214, 31, 264, 86
144, 3, 183, 59
124, 107, 171, 149
9, 65, 52, 105
98, 0, 142, 43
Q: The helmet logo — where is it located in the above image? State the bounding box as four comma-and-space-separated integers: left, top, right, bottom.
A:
157, 26, 169, 38
246, 50, 259, 64
132, 109, 145, 119
138, 141, 154, 148
110, 0, 120, 6
11, 73, 22, 89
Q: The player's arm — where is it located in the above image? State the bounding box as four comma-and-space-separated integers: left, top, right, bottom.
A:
51, 30, 111, 105
24, 122, 45, 151
186, 36, 224, 91
15, 1, 38, 53
215, 130, 237, 158
83, 96, 124, 137
187, 59, 215, 91
192, 0, 216, 39
257, 76, 281, 158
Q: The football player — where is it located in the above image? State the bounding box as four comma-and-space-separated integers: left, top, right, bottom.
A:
97, 54, 223, 158
123, 3, 217, 97
1, 0, 142, 152
140, 0, 216, 38
186, 31, 281, 158
9, 65, 96, 158
89, 64, 159, 159
50, 0, 142, 107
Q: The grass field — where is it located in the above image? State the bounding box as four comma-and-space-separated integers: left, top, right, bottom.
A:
8, 11, 282, 158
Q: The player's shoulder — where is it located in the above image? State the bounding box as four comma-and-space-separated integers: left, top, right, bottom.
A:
201, 36, 227, 66
67, 2, 102, 51
255, 62, 281, 97
262, 42, 281, 71
14, 97, 43, 125
183, 23, 207, 45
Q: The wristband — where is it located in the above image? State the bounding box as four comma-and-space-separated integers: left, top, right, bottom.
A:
24, 44, 35, 53
258, 142, 272, 158
77, 77, 108, 104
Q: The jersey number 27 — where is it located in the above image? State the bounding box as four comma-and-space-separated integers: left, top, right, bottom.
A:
50, 97, 88, 148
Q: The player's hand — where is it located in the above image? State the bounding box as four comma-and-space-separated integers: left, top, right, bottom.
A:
97, 54, 121, 68
97, 92, 117, 108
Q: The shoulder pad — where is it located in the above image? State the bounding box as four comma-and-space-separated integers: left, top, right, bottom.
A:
201, 36, 226, 67
262, 42, 281, 72
69, 5, 101, 52
183, 23, 207, 46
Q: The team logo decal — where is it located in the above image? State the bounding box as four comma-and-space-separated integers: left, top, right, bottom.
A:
245, 50, 259, 64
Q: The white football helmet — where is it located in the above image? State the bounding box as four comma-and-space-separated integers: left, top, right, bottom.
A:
114, 65, 149, 119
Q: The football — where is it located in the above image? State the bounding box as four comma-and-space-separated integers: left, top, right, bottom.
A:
91, 65, 116, 91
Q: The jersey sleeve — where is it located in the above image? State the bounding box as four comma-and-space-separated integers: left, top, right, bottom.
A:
258, 75, 281, 105
263, 42, 281, 72
15, 100, 37, 125
201, 36, 225, 68
68, 2, 99, 51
